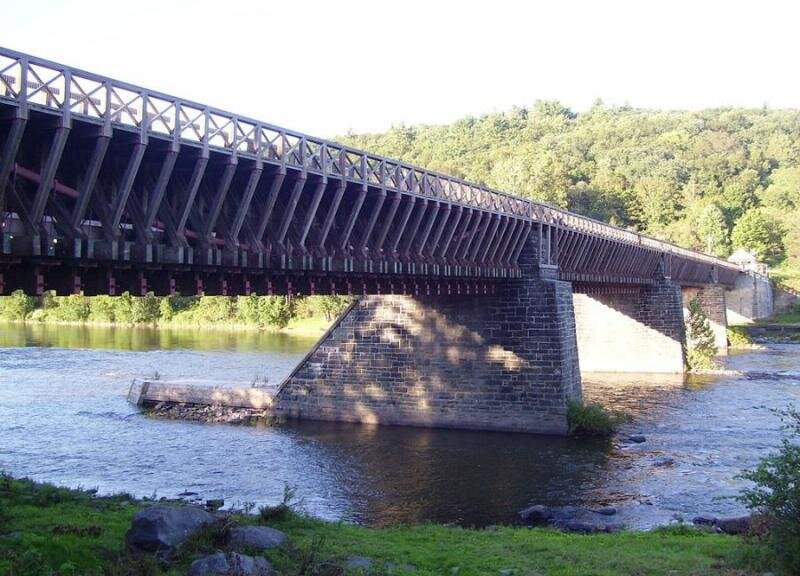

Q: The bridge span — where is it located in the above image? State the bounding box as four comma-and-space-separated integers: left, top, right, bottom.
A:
1, 48, 747, 434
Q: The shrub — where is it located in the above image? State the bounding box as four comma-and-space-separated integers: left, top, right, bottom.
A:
130, 293, 160, 324
0, 289, 36, 320
159, 294, 197, 322
113, 292, 134, 324
90, 295, 117, 322
259, 296, 291, 329
566, 400, 629, 437
727, 326, 753, 347
686, 297, 718, 370
194, 296, 236, 323
55, 294, 91, 321
738, 406, 800, 574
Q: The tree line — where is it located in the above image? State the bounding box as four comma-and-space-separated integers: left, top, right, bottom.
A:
342, 102, 800, 283
0, 291, 352, 330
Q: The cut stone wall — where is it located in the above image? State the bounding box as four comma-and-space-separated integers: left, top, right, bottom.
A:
726, 272, 774, 323
683, 285, 728, 355
275, 278, 582, 434
573, 276, 687, 373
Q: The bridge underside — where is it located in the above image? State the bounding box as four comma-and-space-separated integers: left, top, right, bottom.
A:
274, 240, 716, 434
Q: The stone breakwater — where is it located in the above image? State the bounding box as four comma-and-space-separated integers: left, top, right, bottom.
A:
128, 380, 283, 425
144, 401, 280, 426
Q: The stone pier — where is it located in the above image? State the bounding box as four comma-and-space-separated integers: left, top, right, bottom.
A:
275, 247, 582, 434
573, 273, 687, 373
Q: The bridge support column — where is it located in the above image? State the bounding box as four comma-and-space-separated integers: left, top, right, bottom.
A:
573, 275, 687, 373
275, 276, 581, 435
683, 284, 728, 355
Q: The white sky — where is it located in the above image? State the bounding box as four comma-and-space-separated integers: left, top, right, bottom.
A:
3, 0, 799, 137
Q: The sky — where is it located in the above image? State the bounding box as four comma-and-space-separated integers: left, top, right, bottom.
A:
3, 0, 799, 138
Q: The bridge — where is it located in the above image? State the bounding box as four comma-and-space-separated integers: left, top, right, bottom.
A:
1, 47, 749, 434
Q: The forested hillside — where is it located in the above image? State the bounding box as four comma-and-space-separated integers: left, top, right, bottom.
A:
341, 102, 800, 286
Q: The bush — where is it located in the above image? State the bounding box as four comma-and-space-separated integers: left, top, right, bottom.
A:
727, 326, 753, 347
55, 294, 91, 321
113, 292, 134, 324
566, 400, 629, 437
130, 293, 160, 324
194, 296, 236, 323
738, 406, 800, 574
89, 295, 117, 322
0, 290, 36, 320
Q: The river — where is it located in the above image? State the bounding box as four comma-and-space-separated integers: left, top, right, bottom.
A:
1, 321, 798, 529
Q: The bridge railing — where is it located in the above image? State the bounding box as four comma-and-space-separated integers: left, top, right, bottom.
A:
0, 47, 739, 274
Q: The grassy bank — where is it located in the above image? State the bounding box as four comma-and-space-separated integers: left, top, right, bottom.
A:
0, 475, 770, 576
759, 305, 800, 326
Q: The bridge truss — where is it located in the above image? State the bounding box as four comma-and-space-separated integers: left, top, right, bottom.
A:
0, 48, 740, 296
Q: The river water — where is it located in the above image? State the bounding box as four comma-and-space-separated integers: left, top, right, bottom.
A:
1, 321, 798, 528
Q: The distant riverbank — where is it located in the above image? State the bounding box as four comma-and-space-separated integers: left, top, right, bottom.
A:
0, 291, 345, 336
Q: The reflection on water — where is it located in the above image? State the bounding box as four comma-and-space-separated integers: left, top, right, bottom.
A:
0, 321, 319, 353
1, 321, 799, 528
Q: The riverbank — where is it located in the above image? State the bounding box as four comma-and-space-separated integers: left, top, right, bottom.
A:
0, 291, 346, 336
0, 474, 770, 576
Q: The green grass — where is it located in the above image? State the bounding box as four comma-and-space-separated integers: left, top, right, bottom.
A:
0, 474, 771, 575
771, 263, 800, 294
566, 400, 630, 436
761, 305, 800, 326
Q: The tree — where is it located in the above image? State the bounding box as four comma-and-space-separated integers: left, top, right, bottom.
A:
760, 166, 800, 211
731, 208, 785, 264
738, 407, 800, 574
696, 203, 731, 257
686, 298, 718, 369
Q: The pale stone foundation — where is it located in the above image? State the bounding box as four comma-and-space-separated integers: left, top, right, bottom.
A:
573, 276, 687, 373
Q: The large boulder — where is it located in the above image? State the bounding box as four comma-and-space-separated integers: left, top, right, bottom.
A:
229, 525, 289, 551
518, 505, 555, 523
715, 515, 753, 535
189, 552, 273, 576
125, 506, 215, 553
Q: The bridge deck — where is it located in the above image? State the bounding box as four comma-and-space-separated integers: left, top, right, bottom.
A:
0, 47, 741, 296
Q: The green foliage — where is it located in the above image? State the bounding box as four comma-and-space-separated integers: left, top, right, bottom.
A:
130, 293, 160, 324
566, 400, 628, 437
0, 290, 36, 320
57, 294, 91, 322
738, 407, 800, 574
686, 298, 719, 369
731, 208, 785, 264
89, 295, 117, 323
258, 483, 298, 523
727, 326, 753, 347
235, 294, 291, 329
193, 296, 236, 323
292, 295, 353, 321
342, 104, 800, 269
112, 292, 134, 324
158, 294, 196, 322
